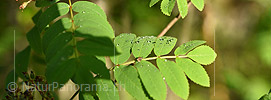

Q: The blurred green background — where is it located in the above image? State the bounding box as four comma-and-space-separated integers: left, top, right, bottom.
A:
0, 0, 270, 100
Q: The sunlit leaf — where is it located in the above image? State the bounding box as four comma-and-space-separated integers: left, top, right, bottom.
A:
177, 0, 188, 18
73, 1, 114, 38
149, 0, 160, 7
157, 58, 189, 99
176, 58, 210, 87
154, 36, 177, 56
191, 0, 204, 11
114, 65, 149, 100
174, 40, 206, 55
161, 0, 176, 16
187, 45, 217, 65
132, 36, 156, 58
135, 60, 167, 100
95, 78, 119, 100
110, 33, 136, 64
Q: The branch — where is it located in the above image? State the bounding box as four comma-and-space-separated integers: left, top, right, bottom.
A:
157, 1, 192, 38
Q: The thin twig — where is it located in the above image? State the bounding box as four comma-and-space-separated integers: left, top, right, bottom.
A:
157, 1, 192, 38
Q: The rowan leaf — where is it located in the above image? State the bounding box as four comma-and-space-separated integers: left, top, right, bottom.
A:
176, 58, 210, 87
36, 3, 69, 31
177, 0, 188, 18
95, 78, 119, 100
77, 37, 118, 56
174, 40, 206, 55
110, 33, 136, 64
132, 36, 156, 58
154, 36, 177, 56
135, 60, 167, 100
191, 0, 204, 11
72, 1, 114, 39
114, 65, 149, 100
157, 58, 189, 99
149, 0, 160, 7
161, 0, 176, 16
26, 26, 42, 54
187, 45, 217, 65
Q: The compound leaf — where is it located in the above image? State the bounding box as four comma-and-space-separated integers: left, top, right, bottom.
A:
156, 58, 189, 99
187, 45, 217, 65
37, 3, 69, 31
174, 40, 206, 55
132, 36, 156, 58
114, 65, 148, 100
135, 60, 167, 100
77, 37, 117, 56
110, 33, 136, 64
177, 0, 188, 18
161, 0, 176, 16
95, 78, 119, 100
176, 58, 210, 87
191, 0, 204, 11
73, 1, 114, 39
154, 36, 177, 56
149, 0, 160, 7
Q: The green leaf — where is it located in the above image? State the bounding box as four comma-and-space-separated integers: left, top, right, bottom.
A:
135, 60, 167, 100
174, 40, 206, 55
45, 32, 73, 62
35, 0, 60, 7
46, 58, 77, 88
149, 0, 160, 7
72, 65, 96, 92
79, 55, 110, 79
156, 58, 189, 99
77, 37, 118, 56
114, 65, 149, 100
79, 92, 95, 100
191, 0, 204, 11
132, 36, 156, 58
110, 33, 136, 64
177, 0, 188, 18
95, 78, 119, 100
26, 26, 42, 54
176, 58, 210, 87
154, 36, 177, 56
42, 18, 72, 52
259, 90, 271, 100
15, 46, 31, 80
187, 45, 217, 65
47, 46, 74, 68
32, 10, 42, 25
161, 0, 176, 16
37, 3, 69, 31
73, 1, 114, 39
